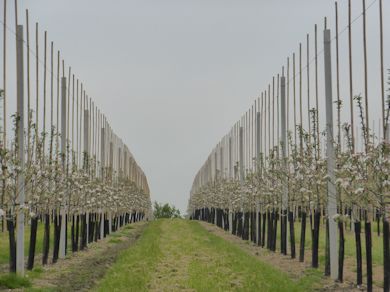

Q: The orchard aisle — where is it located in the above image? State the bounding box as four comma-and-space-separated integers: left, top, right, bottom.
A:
95, 219, 323, 291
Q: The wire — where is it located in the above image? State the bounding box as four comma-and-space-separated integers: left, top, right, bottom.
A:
286, 0, 378, 84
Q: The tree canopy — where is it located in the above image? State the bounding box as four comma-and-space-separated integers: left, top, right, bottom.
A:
153, 201, 181, 219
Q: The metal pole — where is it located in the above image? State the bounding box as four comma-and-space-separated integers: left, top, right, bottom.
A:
2, 0, 7, 148
239, 126, 244, 227
281, 76, 288, 215
16, 24, 25, 276
348, 0, 355, 152
281, 74, 288, 254
228, 136, 233, 233
59, 77, 67, 259
324, 28, 338, 280
256, 110, 261, 244
84, 107, 90, 238
379, 0, 385, 139
362, 0, 369, 150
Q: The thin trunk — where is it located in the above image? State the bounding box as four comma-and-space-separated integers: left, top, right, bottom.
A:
365, 221, 373, 292
338, 221, 345, 282
383, 219, 390, 292
257, 211, 262, 246
299, 211, 306, 262
71, 215, 75, 252
42, 213, 50, 265
27, 217, 38, 270
311, 210, 320, 268
52, 214, 61, 263
7, 218, 16, 272
262, 212, 266, 247
272, 211, 278, 251
289, 211, 296, 258
325, 218, 330, 276
354, 221, 363, 286
75, 215, 79, 251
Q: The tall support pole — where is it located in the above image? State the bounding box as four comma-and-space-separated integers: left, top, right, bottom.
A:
324, 28, 338, 280
26, 10, 31, 162
84, 107, 90, 239
16, 24, 25, 276
335, 4, 341, 149
239, 125, 244, 181
228, 136, 233, 233
59, 77, 67, 259
348, 0, 355, 152
315, 24, 320, 156
280, 75, 288, 253
255, 111, 261, 245
239, 126, 244, 227
379, 0, 385, 138
109, 140, 113, 233
100, 126, 105, 239
362, 0, 369, 150
2, 0, 6, 148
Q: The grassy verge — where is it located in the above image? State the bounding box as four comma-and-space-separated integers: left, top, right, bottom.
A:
95, 219, 322, 291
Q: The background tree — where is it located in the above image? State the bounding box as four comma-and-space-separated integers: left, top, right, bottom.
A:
153, 201, 181, 219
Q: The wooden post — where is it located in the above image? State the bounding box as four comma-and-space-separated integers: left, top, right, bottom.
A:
324, 28, 338, 280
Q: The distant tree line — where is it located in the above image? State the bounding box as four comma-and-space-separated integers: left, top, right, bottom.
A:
153, 202, 181, 219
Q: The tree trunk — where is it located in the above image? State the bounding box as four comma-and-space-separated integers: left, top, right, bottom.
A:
365, 221, 373, 292
338, 221, 345, 283
42, 213, 50, 265
52, 214, 61, 263
257, 211, 262, 246
289, 211, 296, 258
299, 211, 306, 262
7, 218, 16, 272
325, 218, 330, 276
261, 212, 266, 247
383, 219, 390, 292
311, 210, 320, 268
27, 217, 38, 270
354, 221, 363, 286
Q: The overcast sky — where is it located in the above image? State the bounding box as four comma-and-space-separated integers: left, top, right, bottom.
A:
2, 0, 389, 213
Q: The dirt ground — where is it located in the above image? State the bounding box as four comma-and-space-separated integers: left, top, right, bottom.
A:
26, 222, 147, 292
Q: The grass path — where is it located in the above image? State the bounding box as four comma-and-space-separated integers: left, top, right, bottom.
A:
95, 219, 323, 291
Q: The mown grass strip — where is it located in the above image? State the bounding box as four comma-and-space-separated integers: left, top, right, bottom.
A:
95, 219, 323, 291
95, 221, 162, 291
186, 220, 322, 292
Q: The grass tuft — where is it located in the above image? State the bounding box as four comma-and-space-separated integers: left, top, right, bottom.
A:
0, 273, 32, 289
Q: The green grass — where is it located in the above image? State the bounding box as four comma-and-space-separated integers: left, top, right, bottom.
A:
0, 222, 48, 265
108, 238, 123, 244
0, 219, 85, 266
95, 219, 322, 291
96, 221, 162, 291
285, 219, 384, 267
0, 273, 31, 289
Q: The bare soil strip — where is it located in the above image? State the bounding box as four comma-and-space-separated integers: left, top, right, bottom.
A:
29, 222, 147, 292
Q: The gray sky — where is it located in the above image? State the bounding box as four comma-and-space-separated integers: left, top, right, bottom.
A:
2, 0, 389, 213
